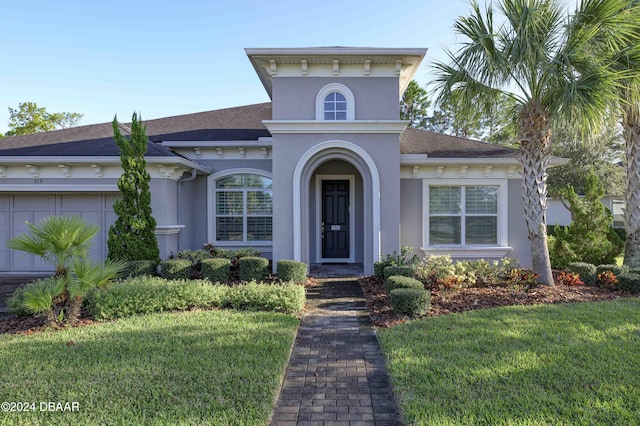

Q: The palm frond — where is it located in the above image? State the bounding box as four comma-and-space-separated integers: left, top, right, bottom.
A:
68, 258, 127, 298
21, 277, 66, 315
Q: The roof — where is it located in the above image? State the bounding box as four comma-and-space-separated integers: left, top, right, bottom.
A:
0, 102, 517, 159
0, 103, 272, 157
400, 127, 517, 158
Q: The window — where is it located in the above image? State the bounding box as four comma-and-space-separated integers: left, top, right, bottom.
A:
428, 185, 498, 245
215, 174, 272, 242
315, 83, 355, 120
324, 92, 347, 120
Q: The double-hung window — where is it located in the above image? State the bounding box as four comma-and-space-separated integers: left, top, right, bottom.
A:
428, 185, 498, 246
215, 174, 272, 242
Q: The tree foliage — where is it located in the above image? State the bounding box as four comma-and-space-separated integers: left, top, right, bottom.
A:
548, 170, 624, 268
548, 122, 625, 201
430, 0, 640, 285
107, 112, 160, 262
401, 80, 431, 129
5, 102, 82, 136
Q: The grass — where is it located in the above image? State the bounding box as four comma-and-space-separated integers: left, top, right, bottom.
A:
0, 309, 299, 425
378, 298, 640, 425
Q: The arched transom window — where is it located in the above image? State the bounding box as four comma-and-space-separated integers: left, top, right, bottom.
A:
315, 83, 355, 120
215, 173, 272, 242
324, 92, 347, 120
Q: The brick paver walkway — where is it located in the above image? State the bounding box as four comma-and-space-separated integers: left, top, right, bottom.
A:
270, 279, 402, 426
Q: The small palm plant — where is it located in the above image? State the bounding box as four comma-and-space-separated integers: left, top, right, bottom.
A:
67, 258, 127, 324
8, 215, 99, 277
8, 215, 125, 326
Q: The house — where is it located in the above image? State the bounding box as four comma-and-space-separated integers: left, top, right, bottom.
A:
0, 47, 557, 275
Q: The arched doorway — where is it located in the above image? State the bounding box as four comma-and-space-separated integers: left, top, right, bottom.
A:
293, 140, 380, 275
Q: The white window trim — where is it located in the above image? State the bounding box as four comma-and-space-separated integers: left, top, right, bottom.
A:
421, 179, 512, 258
207, 168, 273, 246
315, 83, 355, 120
315, 174, 356, 263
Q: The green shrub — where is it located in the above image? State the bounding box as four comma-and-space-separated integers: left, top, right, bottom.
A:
124, 260, 158, 277
390, 288, 431, 318
239, 257, 269, 281
204, 245, 261, 260
224, 282, 305, 314
383, 265, 414, 280
201, 258, 231, 283
595, 264, 629, 277
6, 278, 62, 317
86, 276, 226, 320
277, 260, 307, 283
374, 246, 419, 279
567, 262, 597, 286
385, 275, 424, 291
86, 276, 306, 319
159, 259, 193, 280
177, 249, 211, 262
548, 171, 624, 267
617, 273, 640, 293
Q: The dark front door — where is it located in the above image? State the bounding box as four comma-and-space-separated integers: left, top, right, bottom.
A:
322, 180, 350, 259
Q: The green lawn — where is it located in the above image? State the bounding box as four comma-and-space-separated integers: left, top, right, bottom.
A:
0, 309, 299, 425
378, 298, 640, 426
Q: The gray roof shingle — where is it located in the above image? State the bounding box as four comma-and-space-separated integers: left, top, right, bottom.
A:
0, 102, 516, 159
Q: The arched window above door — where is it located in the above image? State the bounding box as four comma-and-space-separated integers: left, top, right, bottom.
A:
315, 83, 355, 120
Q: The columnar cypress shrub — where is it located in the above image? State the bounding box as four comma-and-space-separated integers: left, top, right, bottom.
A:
107, 112, 160, 262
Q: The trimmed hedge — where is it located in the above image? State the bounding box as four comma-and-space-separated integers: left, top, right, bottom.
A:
86, 276, 306, 320
385, 275, 424, 292
567, 262, 597, 286
224, 283, 305, 313
390, 288, 431, 317
374, 261, 388, 280
201, 258, 231, 283
277, 260, 307, 283
617, 273, 640, 293
159, 259, 192, 280
124, 260, 158, 277
383, 265, 414, 280
239, 257, 269, 282
595, 264, 629, 277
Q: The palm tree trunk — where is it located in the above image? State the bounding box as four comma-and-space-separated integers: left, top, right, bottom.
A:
623, 103, 640, 268
67, 296, 83, 326
519, 107, 554, 285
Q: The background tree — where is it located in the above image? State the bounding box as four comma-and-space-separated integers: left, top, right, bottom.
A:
401, 80, 431, 129
5, 102, 83, 136
430, 0, 638, 285
548, 121, 625, 204
107, 112, 160, 262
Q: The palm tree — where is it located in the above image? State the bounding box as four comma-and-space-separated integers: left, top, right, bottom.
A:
8, 215, 99, 276
431, 0, 640, 284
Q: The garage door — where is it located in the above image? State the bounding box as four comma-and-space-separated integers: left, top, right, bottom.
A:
0, 194, 118, 273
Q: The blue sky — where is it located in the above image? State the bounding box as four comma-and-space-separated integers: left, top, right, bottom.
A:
0, 0, 574, 134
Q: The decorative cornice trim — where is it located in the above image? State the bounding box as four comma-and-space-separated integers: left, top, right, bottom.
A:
263, 120, 408, 134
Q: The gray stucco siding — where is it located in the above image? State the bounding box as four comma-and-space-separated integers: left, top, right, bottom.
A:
507, 178, 532, 268
272, 77, 400, 121
400, 178, 423, 258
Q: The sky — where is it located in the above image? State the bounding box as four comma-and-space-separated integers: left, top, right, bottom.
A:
0, 0, 576, 134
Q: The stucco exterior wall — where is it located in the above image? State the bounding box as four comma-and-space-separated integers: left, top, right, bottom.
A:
271, 133, 400, 273
272, 77, 400, 121
400, 178, 423, 258
507, 179, 532, 267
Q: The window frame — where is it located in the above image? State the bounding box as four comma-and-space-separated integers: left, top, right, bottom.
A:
422, 179, 509, 255
208, 169, 273, 246
315, 83, 355, 120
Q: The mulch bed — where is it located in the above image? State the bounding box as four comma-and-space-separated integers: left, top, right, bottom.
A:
359, 275, 637, 328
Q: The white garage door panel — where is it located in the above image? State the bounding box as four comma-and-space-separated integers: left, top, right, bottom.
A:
1, 194, 115, 273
